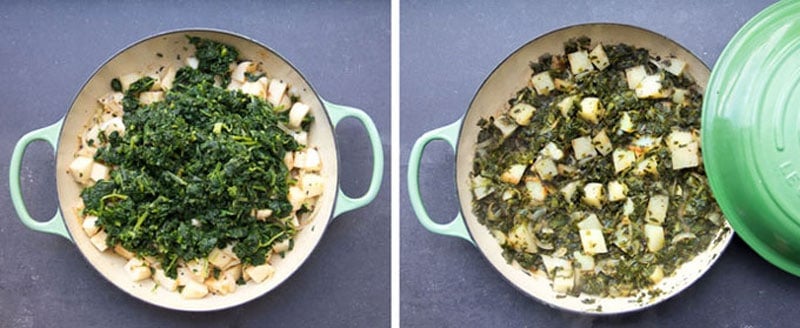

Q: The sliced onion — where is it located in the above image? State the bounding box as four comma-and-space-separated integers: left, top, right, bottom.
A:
671, 232, 697, 244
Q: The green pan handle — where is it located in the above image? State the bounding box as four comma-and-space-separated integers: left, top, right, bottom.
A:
323, 100, 384, 218
407, 118, 473, 245
9, 119, 72, 241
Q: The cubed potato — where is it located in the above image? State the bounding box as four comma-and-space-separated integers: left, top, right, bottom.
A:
623, 198, 635, 216
185, 258, 210, 282
206, 266, 241, 295
180, 279, 209, 299
284, 152, 294, 170
552, 275, 575, 293
138, 91, 164, 105
119, 73, 143, 91
154, 268, 178, 291
500, 164, 527, 185
531, 71, 555, 95
241, 81, 266, 99
245, 263, 276, 283
90, 230, 109, 252
578, 97, 604, 124
592, 130, 613, 155
273, 238, 291, 254
100, 117, 125, 138
526, 178, 548, 203
267, 79, 287, 106
607, 181, 628, 202
635, 75, 669, 99
254, 209, 273, 221
672, 88, 689, 105
508, 103, 536, 126
612, 148, 636, 173
572, 136, 597, 160
113, 244, 135, 260
160, 66, 177, 91
573, 251, 595, 271
577, 213, 603, 230
554, 78, 574, 92
292, 131, 308, 146
558, 164, 578, 177
533, 157, 558, 181
540, 142, 564, 160
294, 148, 322, 172
556, 96, 576, 118
633, 156, 659, 176
471, 175, 494, 200
123, 257, 152, 282
582, 183, 604, 209
185, 57, 199, 70
568, 50, 594, 74
589, 44, 610, 70
493, 116, 518, 138
560, 180, 581, 203
646, 194, 670, 224
176, 267, 199, 285
632, 135, 662, 156
662, 58, 687, 76
644, 223, 665, 253
666, 130, 696, 151
83, 125, 102, 149
579, 228, 608, 255
670, 142, 700, 170
625, 65, 647, 90
82, 215, 100, 237
98, 92, 124, 116
540, 254, 573, 278
618, 111, 636, 133
232, 61, 255, 83
300, 173, 325, 198
507, 223, 537, 254
288, 186, 306, 211
208, 247, 235, 269
90, 163, 110, 182
288, 102, 311, 128
649, 265, 665, 284
69, 156, 94, 184
227, 79, 243, 91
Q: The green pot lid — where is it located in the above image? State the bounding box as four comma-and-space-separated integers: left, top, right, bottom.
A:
703, 0, 800, 276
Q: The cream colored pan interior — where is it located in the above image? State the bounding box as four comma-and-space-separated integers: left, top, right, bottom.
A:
55, 30, 339, 311
454, 24, 733, 314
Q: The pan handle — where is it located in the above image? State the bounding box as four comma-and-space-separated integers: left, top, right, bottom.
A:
407, 119, 473, 244
9, 119, 72, 241
323, 100, 384, 218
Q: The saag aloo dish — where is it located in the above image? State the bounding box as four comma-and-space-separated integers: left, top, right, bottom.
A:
67, 36, 324, 299
471, 37, 725, 297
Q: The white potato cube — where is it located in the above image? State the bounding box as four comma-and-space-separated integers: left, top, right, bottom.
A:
227, 79, 243, 91
283, 151, 294, 170
666, 129, 696, 149
273, 238, 291, 254
288, 102, 311, 128
154, 269, 178, 291
633, 156, 659, 176
554, 78, 574, 92
573, 251, 595, 271
579, 228, 608, 255
644, 223, 665, 253
533, 157, 558, 181
540, 254, 573, 278
623, 198, 636, 216
556, 96, 576, 118
254, 209, 273, 221
531, 71, 555, 95
612, 148, 636, 173
560, 180, 580, 203
90, 230, 109, 252
578, 97, 604, 124
493, 116, 518, 138
671, 142, 700, 170
138, 91, 164, 105
636, 75, 669, 99
300, 173, 325, 198
582, 183, 604, 209
232, 61, 255, 83
646, 194, 670, 224
160, 66, 177, 91
592, 130, 613, 155
672, 88, 689, 105
619, 111, 636, 133
625, 65, 647, 90
568, 50, 594, 74
572, 136, 597, 160
507, 223, 537, 254
83, 125, 102, 149
69, 156, 94, 184
206, 266, 241, 295
508, 103, 536, 126
180, 279, 209, 299
208, 247, 235, 269
119, 73, 143, 91
500, 164, 527, 185
82, 215, 100, 237
471, 175, 494, 200
663, 58, 687, 76
288, 186, 306, 211
649, 265, 665, 284
245, 263, 276, 283
492, 230, 507, 245
241, 81, 266, 99
632, 135, 662, 155
607, 181, 628, 202
540, 142, 564, 160
123, 258, 152, 282
292, 131, 308, 145
526, 178, 548, 203
267, 79, 287, 106
589, 44, 610, 70
113, 244, 135, 260
577, 213, 603, 230
100, 117, 125, 138
185, 258, 210, 282
90, 163, 110, 182
552, 275, 575, 293
185, 57, 199, 70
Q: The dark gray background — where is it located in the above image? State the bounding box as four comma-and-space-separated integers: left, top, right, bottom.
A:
400, 0, 796, 327
0, 1, 389, 327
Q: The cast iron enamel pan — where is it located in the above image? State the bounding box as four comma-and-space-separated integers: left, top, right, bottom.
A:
408, 23, 732, 314
9, 29, 383, 311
